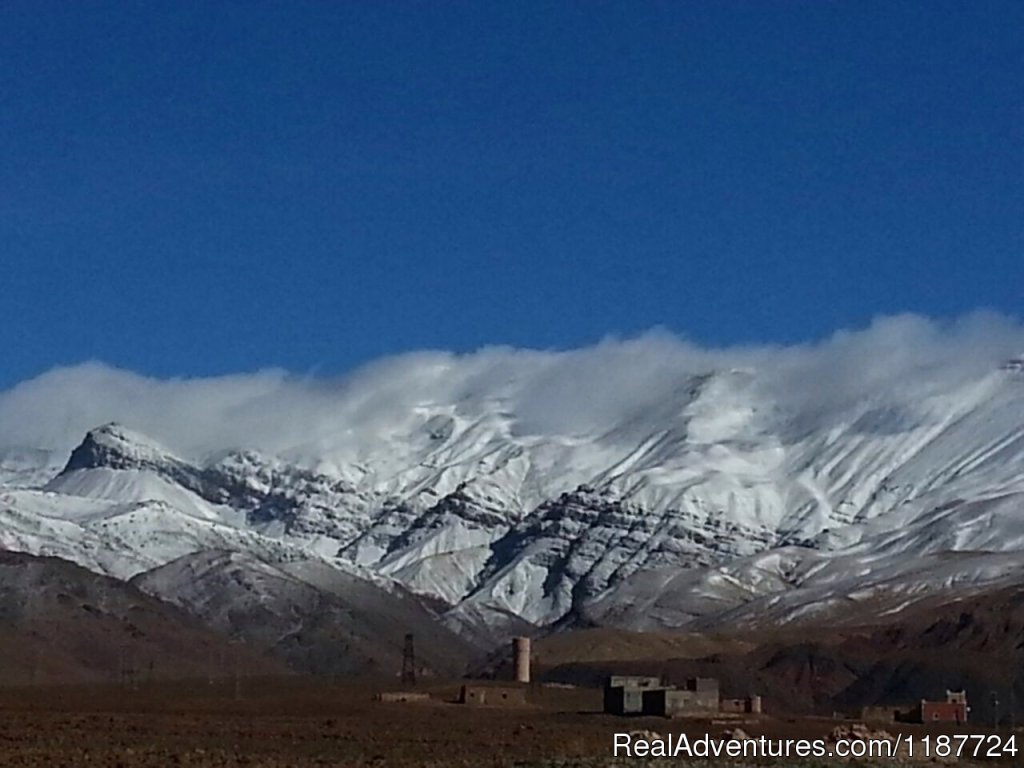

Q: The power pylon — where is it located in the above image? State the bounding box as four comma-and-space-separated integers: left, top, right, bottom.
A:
401, 633, 416, 686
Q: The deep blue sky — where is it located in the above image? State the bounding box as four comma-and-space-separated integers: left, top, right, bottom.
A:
2, 1, 1021, 387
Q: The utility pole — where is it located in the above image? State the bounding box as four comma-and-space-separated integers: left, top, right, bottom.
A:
401, 633, 416, 687
119, 647, 138, 692
991, 691, 999, 730
1013, 646, 1021, 731
233, 642, 242, 702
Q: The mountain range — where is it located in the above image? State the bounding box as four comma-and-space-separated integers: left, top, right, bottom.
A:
1, 347, 1023, 676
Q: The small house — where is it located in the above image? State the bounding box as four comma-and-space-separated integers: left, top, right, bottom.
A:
914, 690, 968, 724
459, 684, 527, 707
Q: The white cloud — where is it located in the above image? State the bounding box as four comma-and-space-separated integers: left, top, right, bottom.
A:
0, 313, 1020, 466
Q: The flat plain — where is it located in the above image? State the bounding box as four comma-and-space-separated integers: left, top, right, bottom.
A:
0, 678, 1013, 767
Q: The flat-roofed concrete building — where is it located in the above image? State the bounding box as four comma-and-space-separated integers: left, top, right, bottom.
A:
642, 678, 720, 718
607, 675, 662, 689
603, 675, 664, 715
604, 675, 747, 718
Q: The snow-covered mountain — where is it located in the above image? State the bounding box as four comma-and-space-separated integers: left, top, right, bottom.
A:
1, 339, 1023, 647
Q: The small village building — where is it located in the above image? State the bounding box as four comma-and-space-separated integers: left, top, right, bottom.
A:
375, 691, 431, 703
639, 678, 720, 718
910, 690, 968, 724
459, 684, 528, 707
860, 705, 899, 723
919, 699, 967, 724
642, 688, 715, 717
607, 675, 662, 689
604, 675, 758, 719
603, 675, 665, 715
720, 695, 763, 715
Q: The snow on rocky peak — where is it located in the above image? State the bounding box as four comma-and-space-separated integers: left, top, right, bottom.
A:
64, 422, 184, 472
2, 358, 1024, 644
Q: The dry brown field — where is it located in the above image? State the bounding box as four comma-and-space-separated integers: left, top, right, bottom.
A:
0, 677, 1014, 767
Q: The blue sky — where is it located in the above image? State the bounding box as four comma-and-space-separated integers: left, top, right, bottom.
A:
2, 1, 1021, 387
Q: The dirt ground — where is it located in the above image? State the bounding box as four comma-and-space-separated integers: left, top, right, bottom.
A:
0, 677, 1013, 767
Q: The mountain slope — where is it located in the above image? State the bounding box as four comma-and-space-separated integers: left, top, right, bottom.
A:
0, 550, 284, 684
132, 550, 478, 678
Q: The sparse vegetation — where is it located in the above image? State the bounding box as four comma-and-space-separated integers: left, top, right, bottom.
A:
0, 679, 1010, 767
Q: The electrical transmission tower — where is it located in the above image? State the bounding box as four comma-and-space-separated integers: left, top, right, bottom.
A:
401, 633, 416, 687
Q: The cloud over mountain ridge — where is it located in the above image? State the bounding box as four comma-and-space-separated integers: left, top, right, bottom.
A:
2, 312, 1021, 465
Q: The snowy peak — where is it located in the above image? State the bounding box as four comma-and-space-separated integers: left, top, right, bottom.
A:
50, 423, 377, 563
63, 422, 183, 473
